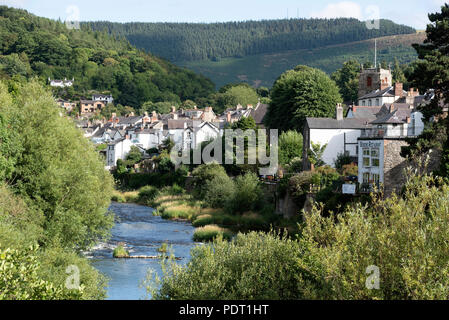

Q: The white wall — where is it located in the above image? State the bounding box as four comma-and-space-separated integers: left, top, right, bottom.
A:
358, 140, 384, 185
309, 128, 362, 167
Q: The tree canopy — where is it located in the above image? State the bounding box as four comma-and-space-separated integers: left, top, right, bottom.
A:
265, 65, 342, 132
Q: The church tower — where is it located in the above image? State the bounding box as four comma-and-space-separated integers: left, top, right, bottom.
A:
358, 66, 392, 99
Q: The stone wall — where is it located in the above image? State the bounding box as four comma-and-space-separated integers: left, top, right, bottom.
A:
383, 139, 409, 196
383, 139, 441, 196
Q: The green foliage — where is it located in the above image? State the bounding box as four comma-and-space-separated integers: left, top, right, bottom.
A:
215, 84, 259, 114
88, 19, 415, 63
193, 226, 233, 242
150, 231, 300, 300
126, 146, 143, 165
113, 245, 130, 258
308, 142, 327, 167
0, 6, 214, 109
266, 65, 342, 132
279, 130, 303, 166
0, 245, 82, 300
191, 163, 229, 199
151, 173, 449, 300
334, 152, 353, 170
2, 80, 114, 250
228, 173, 262, 214
137, 186, 160, 206
331, 60, 360, 103
203, 175, 236, 209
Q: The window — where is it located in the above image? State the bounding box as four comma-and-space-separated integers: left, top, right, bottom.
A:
363, 173, 370, 183
372, 174, 380, 184
363, 157, 371, 167
362, 148, 380, 168
367, 77, 372, 87
368, 100, 372, 106
376, 99, 380, 106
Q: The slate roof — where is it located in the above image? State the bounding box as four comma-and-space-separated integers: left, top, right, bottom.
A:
249, 103, 268, 124
349, 106, 383, 120
359, 86, 407, 100
306, 118, 372, 130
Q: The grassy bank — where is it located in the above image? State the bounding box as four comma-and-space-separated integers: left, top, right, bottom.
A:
112, 185, 301, 243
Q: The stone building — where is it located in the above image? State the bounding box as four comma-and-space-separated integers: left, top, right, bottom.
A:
358, 67, 392, 99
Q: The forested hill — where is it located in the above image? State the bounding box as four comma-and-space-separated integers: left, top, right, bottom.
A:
0, 6, 215, 108
85, 19, 416, 62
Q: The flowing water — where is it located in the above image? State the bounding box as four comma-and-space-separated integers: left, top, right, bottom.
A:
89, 202, 196, 300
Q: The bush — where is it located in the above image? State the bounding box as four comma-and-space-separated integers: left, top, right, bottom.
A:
203, 175, 235, 208
137, 186, 160, 205
192, 214, 214, 228
192, 163, 228, 199
150, 231, 300, 299
113, 244, 130, 258
228, 173, 261, 214
193, 225, 233, 242
279, 131, 303, 166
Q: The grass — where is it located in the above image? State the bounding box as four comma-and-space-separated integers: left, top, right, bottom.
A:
193, 225, 233, 242
111, 189, 139, 204
113, 244, 130, 258
157, 243, 169, 253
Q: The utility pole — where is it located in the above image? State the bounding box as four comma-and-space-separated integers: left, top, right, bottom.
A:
374, 38, 377, 68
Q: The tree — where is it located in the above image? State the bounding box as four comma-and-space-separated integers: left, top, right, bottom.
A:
404, 4, 449, 172
308, 142, 327, 168
392, 57, 406, 85
1, 80, 114, 250
149, 172, 449, 300
215, 84, 260, 113
266, 65, 342, 132
279, 131, 303, 166
331, 60, 360, 103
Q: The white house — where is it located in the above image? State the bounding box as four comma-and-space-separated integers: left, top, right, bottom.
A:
92, 94, 114, 105
106, 138, 133, 168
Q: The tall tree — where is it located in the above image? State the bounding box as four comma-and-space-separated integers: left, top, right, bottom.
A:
265, 65, 342, 132
331, 60, 360, 103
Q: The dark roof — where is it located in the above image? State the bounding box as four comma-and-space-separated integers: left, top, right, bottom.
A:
116, 116, 142, 125
306, 118, 372, 130
359, 86, 407, 100
249, 103, 268, 124
371, 108, 412, 125
350, 106, 383, 120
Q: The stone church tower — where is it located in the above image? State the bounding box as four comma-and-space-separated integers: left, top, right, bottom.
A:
358, 67, 392, 99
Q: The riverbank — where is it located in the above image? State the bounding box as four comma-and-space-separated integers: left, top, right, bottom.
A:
112, 186, 300, 242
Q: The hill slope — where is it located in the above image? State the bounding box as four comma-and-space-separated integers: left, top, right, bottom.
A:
86, 19, 415, 63
0, 6, 215, 108
181, 33, 426, 88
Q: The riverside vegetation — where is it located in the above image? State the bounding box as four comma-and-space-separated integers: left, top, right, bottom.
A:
0, 80, 114, 299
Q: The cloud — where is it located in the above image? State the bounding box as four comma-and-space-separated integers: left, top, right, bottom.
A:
311, 1, 363, 20
0, 0, 26, 8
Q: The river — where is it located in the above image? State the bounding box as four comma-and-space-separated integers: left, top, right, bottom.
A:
88, 202, 196, 300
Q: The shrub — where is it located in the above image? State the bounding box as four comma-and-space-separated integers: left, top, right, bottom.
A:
113, 244, 130, 258
334, 152, 353, 170
161, 205, 198, 220
279, 131, 303, 166
150, 231, 300, 300
192, 214, 214, 228
137, 186, 160, 205
228, 173, 261, 214
203, 175, 235, 208
193, 225, 233, 242
192, 163, 228, 199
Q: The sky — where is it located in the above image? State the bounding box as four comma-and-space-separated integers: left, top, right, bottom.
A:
0, 0, 447, 29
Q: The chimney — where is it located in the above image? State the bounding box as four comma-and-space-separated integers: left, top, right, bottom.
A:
129, 112, 135, 117
408, 88, 419, 97
236, 104, 242, 110
171, 106, 176, 113
111, 113, 117, 119
336, 103, 344, 121
247, 104, 253, 109
194, 106, 197, 110
406, 116, 411, 124
227, 111, 232, 123
389, 104, 395, 113
151, 111, 158, 123
173, 113, 178, 120
394, 83, 404, 98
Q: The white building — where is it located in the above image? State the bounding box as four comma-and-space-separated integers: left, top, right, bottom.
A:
106, 138, 133, 169
358, 83, 407, 107
92, 94, 114, 105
